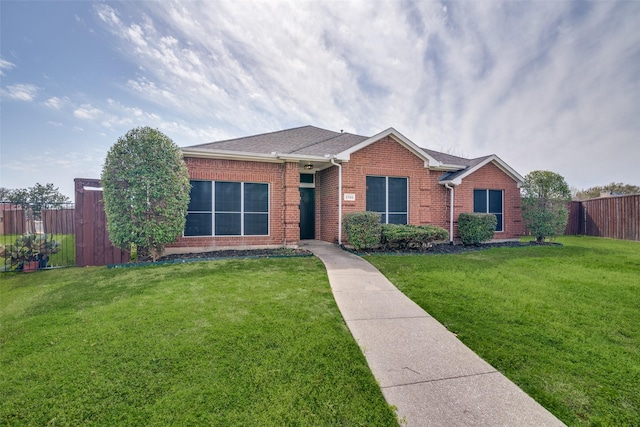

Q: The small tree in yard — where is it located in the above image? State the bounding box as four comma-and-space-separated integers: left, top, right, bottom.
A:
521, 170, 571, 243
101, 127, 191, 261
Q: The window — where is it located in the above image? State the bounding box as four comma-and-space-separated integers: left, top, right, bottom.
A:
366, 176, 408, 224
184, 181, 212, 236
300, 173, 314, 184
474, 189, 503, 232
185, 180, 269, 236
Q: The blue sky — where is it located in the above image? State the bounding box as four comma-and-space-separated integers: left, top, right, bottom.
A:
2, 1, 639, 200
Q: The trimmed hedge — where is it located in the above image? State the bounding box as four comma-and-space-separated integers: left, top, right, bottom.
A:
343, 212, 382, 250
458, 212, 497, 245
381, 224, 448, 251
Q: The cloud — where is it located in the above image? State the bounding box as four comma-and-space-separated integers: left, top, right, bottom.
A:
0, 58, 15, 76
73, 104, 103, 120
4, 83, 39, 101
90, 1, 639, 188
43, 96, 68, 110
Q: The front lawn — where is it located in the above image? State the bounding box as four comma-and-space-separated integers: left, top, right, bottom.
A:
367, 236, 640, 426
0, 258, 397, 426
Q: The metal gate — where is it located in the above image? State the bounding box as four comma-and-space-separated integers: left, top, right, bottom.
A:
1, 201, 75, 271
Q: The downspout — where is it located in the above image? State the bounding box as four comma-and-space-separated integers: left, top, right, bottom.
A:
331, 158, 343, 245
444, 183, 455, 244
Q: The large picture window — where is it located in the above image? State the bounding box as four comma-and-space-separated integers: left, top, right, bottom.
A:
366, 176, 408, 224
185, 180, 269, 236
474, 189, 503, 232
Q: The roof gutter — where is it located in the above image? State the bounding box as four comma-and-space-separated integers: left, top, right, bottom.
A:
330, 158, 343, 245
181, 148, 333, 164
181, 147, 283, 162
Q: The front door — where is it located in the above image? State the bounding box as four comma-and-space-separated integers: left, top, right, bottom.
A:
300, 188, 315, 239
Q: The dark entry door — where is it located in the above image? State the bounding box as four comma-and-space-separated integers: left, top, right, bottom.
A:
300, 188, 315, 239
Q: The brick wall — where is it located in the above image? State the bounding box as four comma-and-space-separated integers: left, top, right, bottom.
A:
453, 162, 524, 239
316, 136, 446, 243
341, 136, 432, 224
316, 165, 339, 242
166, 157, 298, 253
171, 143, 523, 252
316, 138, 523, 244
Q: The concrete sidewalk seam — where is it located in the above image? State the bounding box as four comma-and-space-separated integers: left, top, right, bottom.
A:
346, 315, 431, 321
380, 370, 501, 390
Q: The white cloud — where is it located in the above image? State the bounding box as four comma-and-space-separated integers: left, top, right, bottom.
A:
0, 58, 15, 76
95, 4, 121, 27
88, 1, 640, 188
4, 83, 39, 101
73, 104, 103, 120
43, 96, 68, 110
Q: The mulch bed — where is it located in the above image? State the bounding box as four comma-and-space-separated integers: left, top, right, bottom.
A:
157, 248, 312, 262
145, 241, 559, 264
344, 240, 561, 256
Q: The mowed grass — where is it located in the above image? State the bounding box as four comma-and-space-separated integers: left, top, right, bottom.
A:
367, 236, 640, 426
0, 257, 397, 426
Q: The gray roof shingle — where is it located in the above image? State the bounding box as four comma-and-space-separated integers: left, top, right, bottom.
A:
188, 125, 368, 157
184, 125, 510, 182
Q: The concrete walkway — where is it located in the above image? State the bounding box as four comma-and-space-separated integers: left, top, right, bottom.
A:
302, 240, 564, 427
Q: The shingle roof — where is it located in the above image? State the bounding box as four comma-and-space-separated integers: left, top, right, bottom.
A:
183, 125, 522, 184
436, 155, 492, 182
423, 149, 474, 167
188, 125, 368, 157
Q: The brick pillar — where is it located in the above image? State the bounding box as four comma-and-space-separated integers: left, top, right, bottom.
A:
283, 162, 300, 247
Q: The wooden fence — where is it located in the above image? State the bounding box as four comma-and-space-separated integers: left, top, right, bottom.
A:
42, 208, 75, 234
0, 205, 33, 235
74, 178, 130, 267
566, 195, 640, 241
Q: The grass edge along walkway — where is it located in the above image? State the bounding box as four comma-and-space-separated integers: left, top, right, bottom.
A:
0, 257, 398, 426
367, 236, 640, 426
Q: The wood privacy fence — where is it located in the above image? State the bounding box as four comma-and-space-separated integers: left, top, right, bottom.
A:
0, 204, 74, 235
0, 206, 33, 235
74, 178, 130, 267
42, 208, 75, 234
566, 195, 640, 241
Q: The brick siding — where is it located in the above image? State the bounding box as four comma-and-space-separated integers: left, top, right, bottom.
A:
452, 162, 524, 239
166, 157, 299, 254
170, 140, 523, 252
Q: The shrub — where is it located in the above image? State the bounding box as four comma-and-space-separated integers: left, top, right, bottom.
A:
458, 213, 497, 245
343, 212, 382, 250
521, 170, 572, 243
101, 127, 191, 261
381, 224, 448, 251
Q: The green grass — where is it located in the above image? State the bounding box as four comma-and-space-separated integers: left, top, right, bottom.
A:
45, 233, 75, 268
367, 236, 640, 426
0, 258, 397, 426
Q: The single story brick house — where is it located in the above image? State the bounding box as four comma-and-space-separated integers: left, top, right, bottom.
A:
166, 125, 524, 254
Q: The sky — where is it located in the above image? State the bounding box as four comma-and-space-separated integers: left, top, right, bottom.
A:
1, 1, 639, 201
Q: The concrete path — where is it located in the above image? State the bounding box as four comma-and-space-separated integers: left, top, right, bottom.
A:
302, 240, 564, 427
